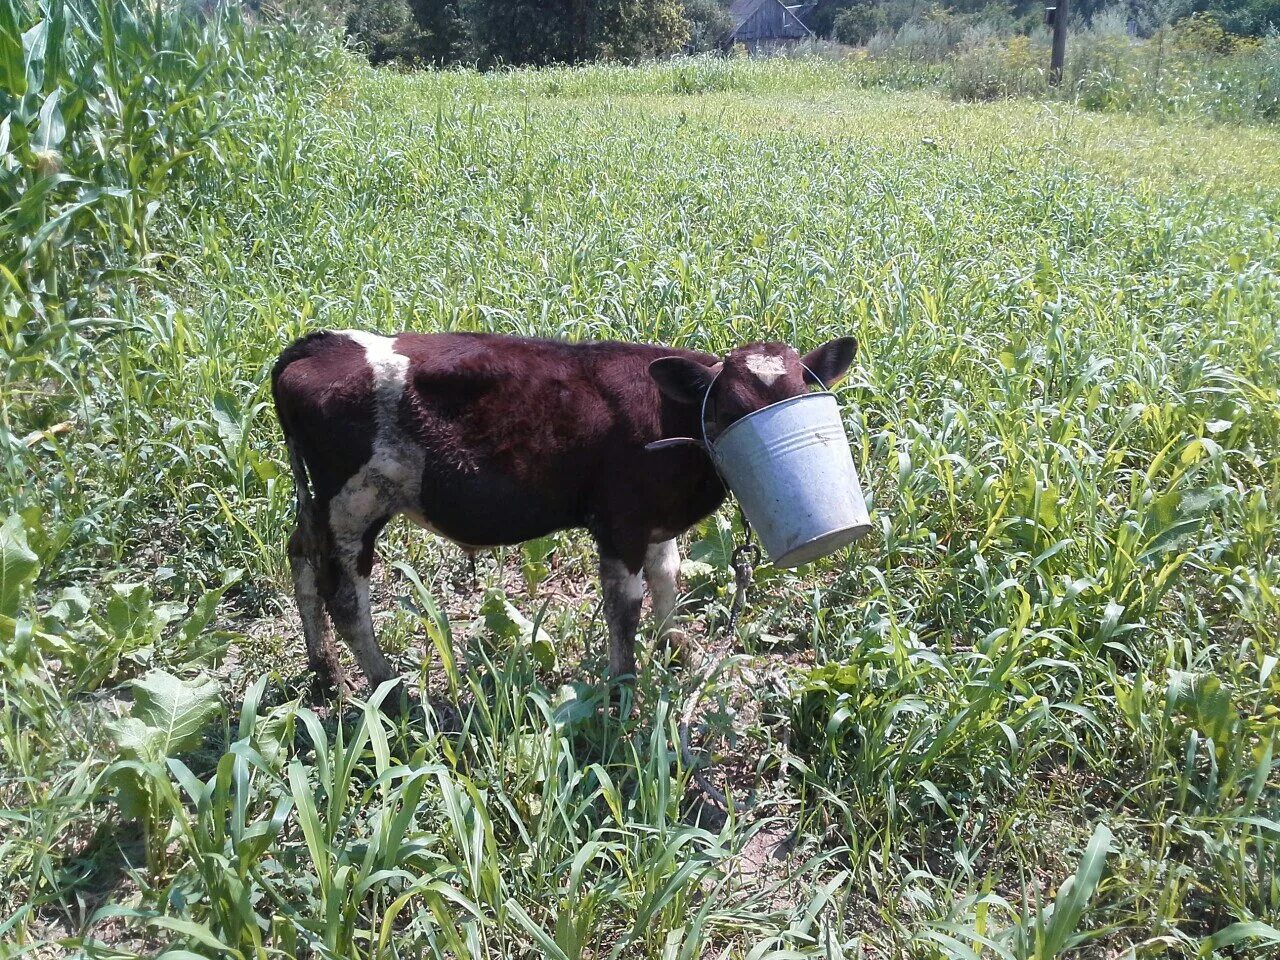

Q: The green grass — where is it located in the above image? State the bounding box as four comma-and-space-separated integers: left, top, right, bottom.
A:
3, 8, 1280, 958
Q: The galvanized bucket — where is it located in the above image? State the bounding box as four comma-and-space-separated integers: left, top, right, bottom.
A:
707, 392, 871, 568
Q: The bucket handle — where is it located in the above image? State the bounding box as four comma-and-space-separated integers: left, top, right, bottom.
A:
643, 359, 830, 454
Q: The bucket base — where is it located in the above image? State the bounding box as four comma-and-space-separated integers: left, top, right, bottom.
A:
770, 523, 871, 569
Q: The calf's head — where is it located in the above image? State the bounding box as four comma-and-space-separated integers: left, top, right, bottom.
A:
649, 337, 857, 438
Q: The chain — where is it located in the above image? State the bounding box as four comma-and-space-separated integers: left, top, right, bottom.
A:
725, 515, 761, 642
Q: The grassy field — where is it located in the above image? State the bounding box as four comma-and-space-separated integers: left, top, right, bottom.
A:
3, 7, 1280, 958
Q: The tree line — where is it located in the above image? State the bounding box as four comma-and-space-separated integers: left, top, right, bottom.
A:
345, 0, 690, 66
342, 0, 1280, 68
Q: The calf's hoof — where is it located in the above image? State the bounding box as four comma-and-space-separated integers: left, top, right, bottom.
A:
371, 678, 413, 718
607, 674, 638, 718
309, 663, 353, 704
660, 628, 690, 668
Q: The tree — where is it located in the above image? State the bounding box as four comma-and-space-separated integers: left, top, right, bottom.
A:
591, 0, 690, 59
684, 0, 735, 51
834, 1, 888, 43
1208, 0, 1280, 35
408, 0, 471, 63
346, 0, 427, 64
345, 0, 470, 65
465, 0, 688, 66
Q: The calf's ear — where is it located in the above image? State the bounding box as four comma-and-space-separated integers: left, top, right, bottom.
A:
650, 360, 721, 407
649, 357, 720, 405
801, 337, 858, 388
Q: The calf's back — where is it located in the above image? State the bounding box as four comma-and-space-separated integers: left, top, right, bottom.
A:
272, 330, 726, 557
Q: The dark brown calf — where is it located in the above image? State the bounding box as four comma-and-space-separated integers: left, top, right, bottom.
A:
271, 330, 855, 698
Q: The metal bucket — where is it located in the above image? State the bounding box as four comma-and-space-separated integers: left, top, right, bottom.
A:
709, 392, 871, 568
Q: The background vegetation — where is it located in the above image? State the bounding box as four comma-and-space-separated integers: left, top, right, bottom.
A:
337, 0, 1280, 127
2, 0, 1279, 957
340, 0, 1280, 75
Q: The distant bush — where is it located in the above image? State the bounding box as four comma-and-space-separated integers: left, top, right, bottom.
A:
345, 0, 427, 64
683, 0, 734, 52
871, 18, 954, 61
834, 2, 888, 46
464, 0, 689, 66
947, 34, 1047, 100
838, 3, 1280, 124
1172, 11, 1248, 54
336, 0, 1280, 126
1063, 21, 1280, 122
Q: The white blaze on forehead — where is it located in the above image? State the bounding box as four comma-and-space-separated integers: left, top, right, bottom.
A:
744, 353, 788, 385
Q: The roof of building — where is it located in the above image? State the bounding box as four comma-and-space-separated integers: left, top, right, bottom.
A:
728, 0, 815, 39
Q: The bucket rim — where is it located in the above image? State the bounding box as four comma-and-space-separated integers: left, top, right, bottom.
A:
770, 521, 872, 568
708, 390, 840, 460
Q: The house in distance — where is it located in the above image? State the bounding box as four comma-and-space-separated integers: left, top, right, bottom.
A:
726, 0, 816, 53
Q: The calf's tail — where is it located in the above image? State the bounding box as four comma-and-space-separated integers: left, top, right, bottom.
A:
285, 437, 312, 514
270, 344, 314, 516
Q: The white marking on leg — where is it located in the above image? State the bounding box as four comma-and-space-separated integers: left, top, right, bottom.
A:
601, 557, 644, 678
293, 561, 326, 641
745, 353, 787, 385
644, 539, 681, 638
330, 550, 395, 685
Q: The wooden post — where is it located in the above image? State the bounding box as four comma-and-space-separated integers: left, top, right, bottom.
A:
1049, 0, 1069, 86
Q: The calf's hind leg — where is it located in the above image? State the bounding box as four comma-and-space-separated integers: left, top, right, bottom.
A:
323, 516, 399, 697
287, 513, 347, 698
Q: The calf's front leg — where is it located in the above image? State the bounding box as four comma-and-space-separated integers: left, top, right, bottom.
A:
643, 538, 682, 645
599, 554, 645, 680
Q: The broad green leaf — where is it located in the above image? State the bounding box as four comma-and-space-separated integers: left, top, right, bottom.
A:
1167, 671, 1238, 744
1038, 481, 1061, 530
129, 669, 222, 758
21, 18, 46, 91
520, 535, 556, 594
32, 87, 64, 153
480, 588, 555, 670
688, 513, 734, 571
211, 389, 244, 450
180, 569, 242, 644
145, 916, 242, 959
0, 514, 39, 619
21, 186, 129, 265
106, 715, 164, 762
1202, 920, 1280, 954
0, 0, 27, 95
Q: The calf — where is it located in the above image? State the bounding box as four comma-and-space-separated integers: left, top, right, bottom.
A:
271, 330, 856, 699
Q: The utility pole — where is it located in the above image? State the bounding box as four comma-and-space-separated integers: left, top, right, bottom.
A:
1048, 0, 1070, 86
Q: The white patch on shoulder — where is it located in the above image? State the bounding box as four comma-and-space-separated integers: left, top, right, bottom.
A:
744, 353, 787, 385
